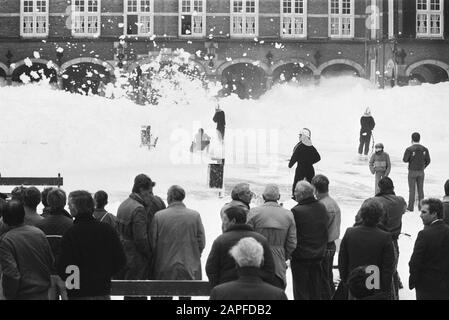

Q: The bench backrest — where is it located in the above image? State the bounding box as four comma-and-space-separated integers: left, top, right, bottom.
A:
111, 280, 211, 297
0, 173, 63, 187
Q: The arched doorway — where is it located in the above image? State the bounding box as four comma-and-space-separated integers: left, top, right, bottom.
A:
272, 62, 314, 84
11, 62, 57, 84
408, 64, 449, 84
321, 64, 360, 78
61, 63, 113, 95
221, 63, 267, 99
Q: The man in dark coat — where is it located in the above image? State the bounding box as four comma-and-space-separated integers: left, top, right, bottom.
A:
288, 128, 321, 197
213, 104, 226, 141
210, 237, 287, 300
57, 191, 126, 300
409, 198, 449, 300
0, 200, 54, 300
116, 174, 166, 281
358, 107, 375, 158
403, 132, 431, 212
373, 177, 406, 299
206, 206, 276, 288
339, 198, 395, 299
442, 180, 449, 225
291, 181, 329, 300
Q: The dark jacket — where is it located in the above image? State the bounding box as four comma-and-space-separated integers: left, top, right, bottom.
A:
291, 197, 329, 261
151, 202, 205, 280
338, 225, 395, 293
360, 116, 375, 136
209, 267, 288, 300
409, 220, 449, 292
57, 216, 126, 299
374, 192, 407, 240
116, 193, 166, 280
288, 143, 321, 176
93, 209, 117, 231
213, 110, 226, 132
0, 225, 54, 300
206, 224, 276, 288
444, 196, 449, 226
403, 143, 430, 171
35, 208, 74, 261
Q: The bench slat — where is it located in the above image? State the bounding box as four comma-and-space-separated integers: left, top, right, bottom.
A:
0, 177, 63, 186
111, 280, 211, 297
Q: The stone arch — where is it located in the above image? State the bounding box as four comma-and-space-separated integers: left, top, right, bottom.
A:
217, 58, 271, 76
220, 61, 268, 99
10, 59, 59, 83
126, 56, 207, 76
272, 59, 317, 84
271, 59, 317, 74
405, 60, 449, 78
60, 57, 115, 76
0, 62, 9, 77
316, 59, 365, 77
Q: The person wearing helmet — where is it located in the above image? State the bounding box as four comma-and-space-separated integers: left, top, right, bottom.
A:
369, 143, 391, 195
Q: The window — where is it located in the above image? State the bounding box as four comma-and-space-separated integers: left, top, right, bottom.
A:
329, 0, 354, 38
231, 0, 258, 37
20, 0, 49, 37
125, 0, 154, 36
72, 0, 101, 37
180, 0, 206, 37
417, 0, 444, 37
281, 0, 307, 38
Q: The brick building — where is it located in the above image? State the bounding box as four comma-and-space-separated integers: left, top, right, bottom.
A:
0, 0, 449, 97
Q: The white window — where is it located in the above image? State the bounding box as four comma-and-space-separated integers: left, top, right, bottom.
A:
125, 0, 154, 36
329, 0, 354, 38
231, 0, 258, 37
417, 0, 444, 37
20, 0, 49, 37
72, 0, 101, 37
180, 0, 206, 37
281, 0, 307, 38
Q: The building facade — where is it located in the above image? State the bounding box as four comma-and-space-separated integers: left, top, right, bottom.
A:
0, 0, 449, 97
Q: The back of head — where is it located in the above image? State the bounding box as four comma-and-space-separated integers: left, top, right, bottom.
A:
262, 184, 280, 202
69, 190, 95, 217
23, 187, 42, 210
229, 237, 264, 268
167, 185, 186, 203
47, 188, 67, 210
231, 183, 250, 201
359, 198, 384, 227
421, 198, 444, 219
132, 174, 155, 193
224, 206, 247, 224
378, 177, 394, 193
3, 200, 25, 227
364, 107, 371, 116
94, 190, 108, 209
11, 186, 26, 203
347, 265, 377, 299
444, 179, 449, 197
0, 198, 7, 218
311, 174, 329, 194
294, 180, 315, 201
412, 132, 421, 143
41, 187, 54, 207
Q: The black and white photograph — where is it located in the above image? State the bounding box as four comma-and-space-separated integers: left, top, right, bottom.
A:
0, 0, 449, 305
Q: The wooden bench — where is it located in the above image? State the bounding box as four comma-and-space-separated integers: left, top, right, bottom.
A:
111, 280, 211, 297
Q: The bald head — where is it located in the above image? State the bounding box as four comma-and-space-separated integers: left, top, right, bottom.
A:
262, 184, 280, 202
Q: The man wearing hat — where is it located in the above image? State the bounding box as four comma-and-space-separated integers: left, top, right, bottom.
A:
288, 128, 321, 198
116, 174, 166, 289
369, 143, 391, 195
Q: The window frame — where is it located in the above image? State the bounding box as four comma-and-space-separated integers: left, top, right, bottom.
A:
71, 0, 102, 38
280, 0, 308, 39
230, 0, 259, 38
124, 0, 155, 37
20, 0, 49, 38
179, 0, 206, 38
328, 0, 354, 39
416, 0, 444, 38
